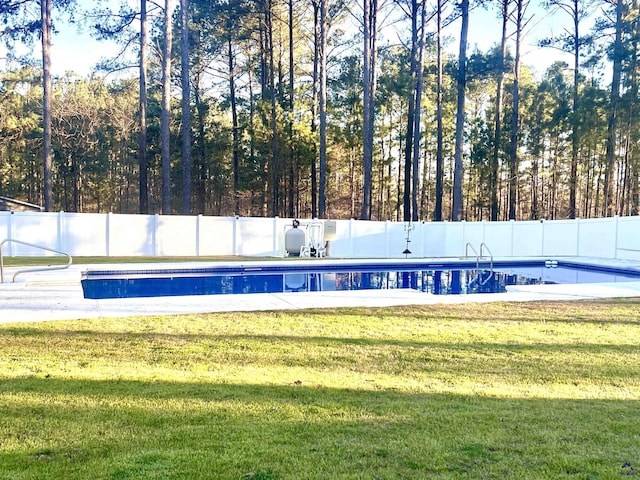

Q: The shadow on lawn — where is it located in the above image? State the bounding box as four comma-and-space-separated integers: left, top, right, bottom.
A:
4, 325, 640, 352
2, 324, 640, 383
297, 299, 640, 326
0, 377, 639, 479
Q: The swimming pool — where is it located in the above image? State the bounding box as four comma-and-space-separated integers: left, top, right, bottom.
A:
80, 259, 640, 299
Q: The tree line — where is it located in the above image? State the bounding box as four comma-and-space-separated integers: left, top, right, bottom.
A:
0, 0, 638, 222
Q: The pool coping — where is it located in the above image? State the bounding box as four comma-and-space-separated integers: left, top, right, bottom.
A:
2, 256, 640, 324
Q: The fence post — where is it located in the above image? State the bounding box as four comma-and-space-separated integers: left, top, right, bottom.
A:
575, 218, 580, 257
196, 214, 202, 257
614, 215, 620, 259
7, 212, 13, 257
273, 216, 279, 256
349, 218, 355, 257
57, 211, 63, 253
153, 214, 159, 257
232, 216, 238, 256
460, 220, 468, 253
106, 212, 111, 257
510, 219, 515, 256
385, 220, 390, 258
481, 220, 486, 250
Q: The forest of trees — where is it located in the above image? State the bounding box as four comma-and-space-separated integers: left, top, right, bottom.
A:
0, 0, 639, 222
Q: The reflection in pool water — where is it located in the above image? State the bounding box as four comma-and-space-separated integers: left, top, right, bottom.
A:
81, 263, 640, 299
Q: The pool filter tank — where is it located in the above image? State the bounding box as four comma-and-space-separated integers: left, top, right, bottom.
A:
285, 219, 306, 256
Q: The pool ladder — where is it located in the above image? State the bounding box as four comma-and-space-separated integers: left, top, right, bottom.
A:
465, 242, 494, 286
0, 239, 73, 283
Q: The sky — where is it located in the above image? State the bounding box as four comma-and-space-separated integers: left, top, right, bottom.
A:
465, 1, 576, 77
0, 0, 589, 80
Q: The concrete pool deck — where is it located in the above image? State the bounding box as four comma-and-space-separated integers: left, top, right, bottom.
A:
2, 257, 640, 324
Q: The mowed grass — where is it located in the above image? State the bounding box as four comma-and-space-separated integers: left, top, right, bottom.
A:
1, 300, 640, 479
1, 256, 302, 267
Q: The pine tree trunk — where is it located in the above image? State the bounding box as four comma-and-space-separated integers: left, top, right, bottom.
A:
508, 0, 523, 220
434, 0, 444, 221
194, 82, 207, 214
264, 0, 279, 217
311, 0, 319, 218
568, 0, 580, 219
411, 0, 428, 222
318, 0, 327, 218
181, 0, 192, 214
288, 0, 296, 218
451, 0, 468, 221
491, 0, 508, 221
161, 0, 174, 214
139, 0, 149, 214
403, 0, 418, 222
603, 0, 624, 216
42, 0, 53, 211
361, 0, 377, 220
229, 37, 240, 215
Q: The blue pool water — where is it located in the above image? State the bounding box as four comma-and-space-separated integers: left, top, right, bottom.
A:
80, 260, 640, 299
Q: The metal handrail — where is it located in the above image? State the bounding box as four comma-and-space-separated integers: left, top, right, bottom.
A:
480, 242, 494, 271
464, 242, 480, 275
478, 242, 495, 286
0, 239, 72, 283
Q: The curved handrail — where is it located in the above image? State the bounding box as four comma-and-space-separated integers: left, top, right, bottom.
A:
0, 239, 73, 283
464, 242, 480, 283
480, 242, 494, 271
479, 242, 494, 286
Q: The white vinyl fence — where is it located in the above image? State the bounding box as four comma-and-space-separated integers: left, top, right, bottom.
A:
1, 211, 639, 260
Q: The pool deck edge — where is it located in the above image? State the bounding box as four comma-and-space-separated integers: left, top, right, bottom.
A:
2, 256, 640, 324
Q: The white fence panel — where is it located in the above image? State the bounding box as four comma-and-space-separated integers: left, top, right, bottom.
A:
325, 220, 352, 257
421, 222, 447, 257
157, 215, 198, 256
578, 217, 617, 258
443, 222, 464, 257
542, 220, 577, 256
342, 220, 388, 258
482, 222, 513, 256
461, 221, 484, 255
199, 216, 235, 256
108, 213, 156, 256
411, 222, 427, 257
512, 221, 544, 256
443, 222, 465, 256
2, 210, 640, 261
0, 212, 10, 244
9, 212, 60, 256
388, 221, 414, 258
236, 217, 278, 256
614, 216, 640, 260
61, 212, 107, 256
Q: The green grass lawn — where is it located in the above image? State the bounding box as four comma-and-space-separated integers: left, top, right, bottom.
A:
1, 300, 640, 479
1, 256, 249, 266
